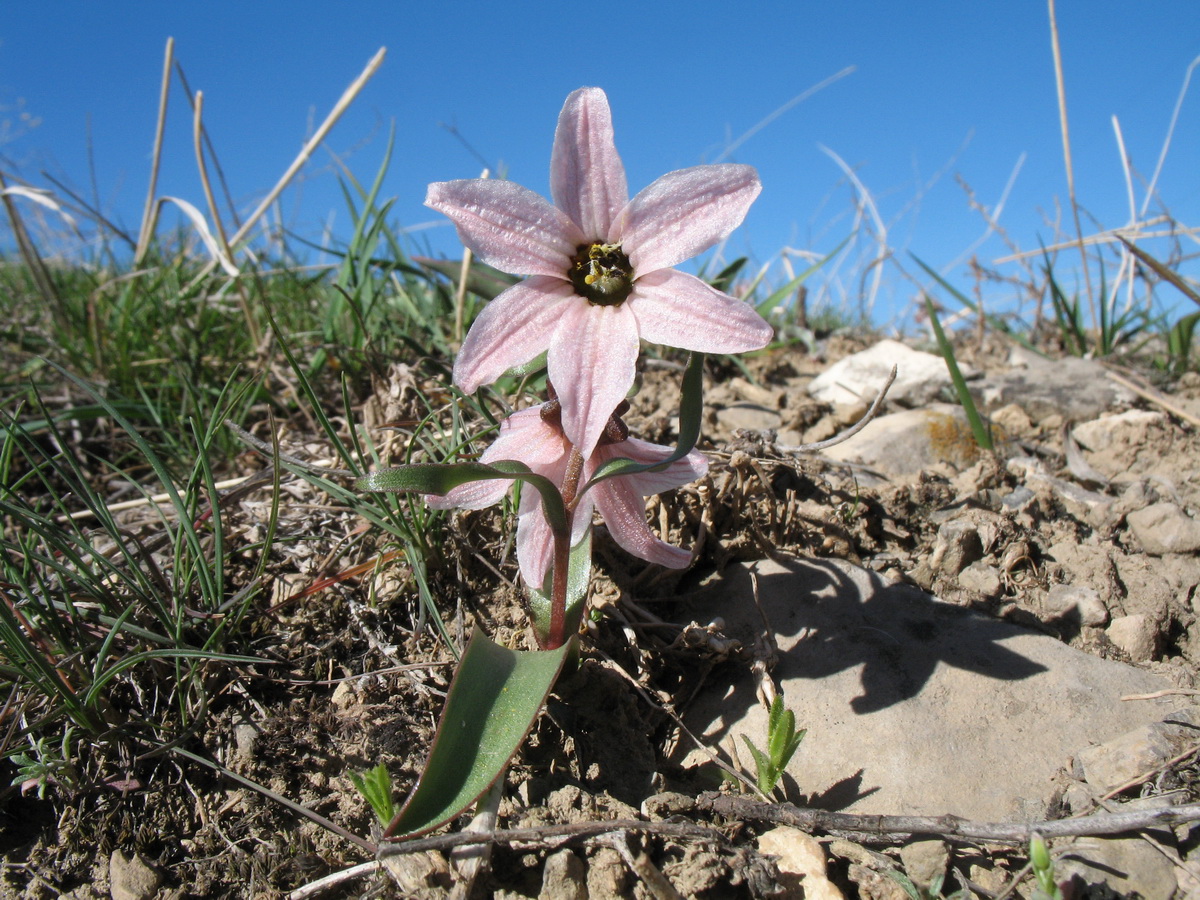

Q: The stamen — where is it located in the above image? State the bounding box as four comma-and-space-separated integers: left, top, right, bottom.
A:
569, 242, 634, 307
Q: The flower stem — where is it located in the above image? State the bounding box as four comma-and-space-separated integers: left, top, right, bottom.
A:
547, 445, 585, 649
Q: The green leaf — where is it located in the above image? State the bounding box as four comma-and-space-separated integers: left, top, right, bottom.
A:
527, 528, 592, 647
768, 703, 795, 760
741, 735, 773, 794
583, 351, 705, 492
767, 693, 785, 735
386, 626, 573, 839
708, 256, 747, 292
1169, 311, 1200, 369
356, 461, 570, 544
414, 256, 520, 301
349, 763, 396, 825
911, 254, 1040, 354
923, 295, 994, 452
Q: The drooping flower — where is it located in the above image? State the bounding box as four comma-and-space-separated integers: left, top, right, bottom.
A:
428, 401, 707, 590
426, 87, 773, 458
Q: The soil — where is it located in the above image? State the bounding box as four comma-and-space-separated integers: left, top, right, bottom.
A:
3, 336, 1200, 898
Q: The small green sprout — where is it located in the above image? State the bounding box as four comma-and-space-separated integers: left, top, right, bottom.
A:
8, 728, 78, 800
349, 762, 396, 826
1029, 834, 1064, 900
742, 694, 806, 797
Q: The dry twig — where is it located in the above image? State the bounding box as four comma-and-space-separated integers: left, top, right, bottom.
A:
377, 818, 723, 856
776, 365, 897, 454
699, 792, 1200, 845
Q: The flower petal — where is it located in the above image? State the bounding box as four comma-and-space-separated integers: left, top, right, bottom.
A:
454, 277, 577, 393
550, 88, 628, 240
426, 478, 509, 511
592, 476, 693, 569
614, 164, 760, 273
629, 269, 773, 353
595, 439, 709, 496
481, 407, 567, 466
548, 302, 640, 457
426, 180, 584, 276
428, 408, 558, 511
516, 504, 556, 590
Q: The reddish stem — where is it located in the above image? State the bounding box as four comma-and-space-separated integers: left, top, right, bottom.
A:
546, 446, 585, 649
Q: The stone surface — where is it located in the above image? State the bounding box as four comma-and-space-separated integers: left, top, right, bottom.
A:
1056, 835, 1178, 899
108, 850, 162, 900
1076, 707, 1200, 793
957, 560, 1002, 596
585, 847, 629, 899
380, 850, 452, 898
1072, 409, 1166, 452
820, 405, 981, 481
809, 340, 965, 408
1042, 584, 1109, 627
757, 826, 844, 900
980, 352, 1134, 421
678, 559, 1177, 820
539, 850, 587, 900
714, 403, 782, 435
1127, 501, 1200, 555
1106, 613, 1160, 661
897, 840, 948, 889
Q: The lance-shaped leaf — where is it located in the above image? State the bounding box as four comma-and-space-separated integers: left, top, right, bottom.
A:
385, 625, 574, 838
413, 255, 520, 301
356, 461, 569, 541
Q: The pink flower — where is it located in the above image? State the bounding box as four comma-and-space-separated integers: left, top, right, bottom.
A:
429, 403, 707, 590
426, 87, 773, 458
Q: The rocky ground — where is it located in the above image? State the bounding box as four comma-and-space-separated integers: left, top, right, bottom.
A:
5, 334, 1200, 898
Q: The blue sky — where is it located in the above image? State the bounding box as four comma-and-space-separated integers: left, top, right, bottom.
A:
3, 2, 1198, 328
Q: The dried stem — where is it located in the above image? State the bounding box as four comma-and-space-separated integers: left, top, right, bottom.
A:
133, 36, 174, 267
1047, 0, 1097, 330
378, 819, 722, 855
183, 47, 386, 292
776, 365, 897, 454
192, 90, 260, 347
699, 793, 1200, 845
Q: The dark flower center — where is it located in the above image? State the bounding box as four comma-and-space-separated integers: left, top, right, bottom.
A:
568, 242, 633, 307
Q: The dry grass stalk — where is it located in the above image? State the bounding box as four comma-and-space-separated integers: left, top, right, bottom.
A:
133, 36, 174, 267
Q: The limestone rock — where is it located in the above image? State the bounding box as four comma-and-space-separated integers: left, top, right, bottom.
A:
586, 846, 630, 899
109, 850, 162, 900
714, 403, 782, 435
809, 340, 965, 408
1076, 707, 1200, 793
957, 560, 1002, 597
1106, 613, 1159, 661
678, 559, 1177, 820
380, 850, 452, 898
757, 826, 844, 900
1072, 409, 1166, 452
1042, 584, 1109, 627
1057, 835, 1178, 899
1126, 501, 1200, 555
980, 353, 1134, 420
539, 850, 587, 900
898, 840, 949, 889
821, 405, 981, 481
